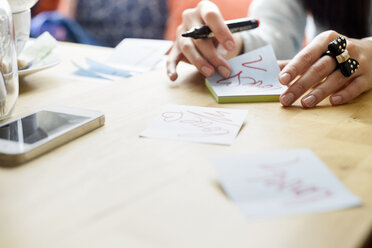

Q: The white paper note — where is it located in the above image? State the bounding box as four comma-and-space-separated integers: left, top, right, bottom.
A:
140, 105, 248, 145
213, 149, 361, 219
206, 45, 287, 98
106, 38, 173, 73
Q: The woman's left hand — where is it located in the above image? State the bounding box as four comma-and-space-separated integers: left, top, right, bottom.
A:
278, 30, 372, 108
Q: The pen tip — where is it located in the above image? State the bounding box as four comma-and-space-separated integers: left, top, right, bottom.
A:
256, 19, 260, 27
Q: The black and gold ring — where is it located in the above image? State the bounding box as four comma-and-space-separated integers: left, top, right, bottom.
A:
322, 36, 359, 77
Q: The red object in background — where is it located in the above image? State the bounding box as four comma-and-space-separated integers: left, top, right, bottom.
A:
32, 0, 60, 16
165, 0, 253, 40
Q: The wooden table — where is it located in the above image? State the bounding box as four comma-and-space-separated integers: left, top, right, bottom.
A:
1, 41, 372, 248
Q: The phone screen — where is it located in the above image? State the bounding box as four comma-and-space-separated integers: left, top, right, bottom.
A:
0, 111, 89, 144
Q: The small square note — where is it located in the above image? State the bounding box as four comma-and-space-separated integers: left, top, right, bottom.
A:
213, 149, 361, 219
205, 45, 287, 103
140, 105, 247, 145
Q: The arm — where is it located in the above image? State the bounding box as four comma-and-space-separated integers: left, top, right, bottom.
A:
241, 0, 307, 59
166, 0, 307, 81
166, 1, 240, 81
58, 0, 78, 18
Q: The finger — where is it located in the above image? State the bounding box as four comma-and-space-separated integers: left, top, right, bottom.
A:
198, 1, 235, 52
178, 37, 215, 77
166, 45, 184, 81
278, 60, 291, 71
279, 31, 341, 85
300, 68, 347, 108
280, 55, 337, 107
178, 9, 219, 78
330, 77, 369, 105
194, 38, 231, 78
181, 8, 231, 78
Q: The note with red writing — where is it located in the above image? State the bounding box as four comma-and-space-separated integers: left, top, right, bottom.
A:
205, 45, 287, 103
140, 105, 247, 145
213, 149, 361, 219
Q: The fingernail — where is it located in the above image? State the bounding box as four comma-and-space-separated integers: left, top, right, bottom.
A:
218, 66, 230, 78
302, 95, 317, 108
216, 44, 228, 57
168, 72, 177, 81
201, 66, 214, 77
225, 40, 235, 51
279, 73, 292, 85
280, 92, 295, 106
331, 95, 343, 105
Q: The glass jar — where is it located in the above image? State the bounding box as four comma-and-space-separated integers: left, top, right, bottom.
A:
8, 0, 39, 55
0, 1, 18, 120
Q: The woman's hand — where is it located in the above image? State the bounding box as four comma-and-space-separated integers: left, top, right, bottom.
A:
279, 30, 372, 108
166, 1, 243, 81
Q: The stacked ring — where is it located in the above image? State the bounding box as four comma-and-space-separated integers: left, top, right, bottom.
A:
322, 36, 359, 77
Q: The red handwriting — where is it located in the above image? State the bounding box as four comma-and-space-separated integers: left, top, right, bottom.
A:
161, 110, 238, 137
217, 71, 275, 89
242, 55, 267, 72
246, 157, 333, 205
162, 112, 183, 122
216, 55, 276, 89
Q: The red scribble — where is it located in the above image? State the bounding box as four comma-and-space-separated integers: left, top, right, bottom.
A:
217, 72, 275, 89
246, 158, 333, 205
217, 71, 243, 87
214, 54, 282, 90
186, 110, 239, 127
242, 55, 267, 72
162, 112, 183, 122
161, 110, 237, 137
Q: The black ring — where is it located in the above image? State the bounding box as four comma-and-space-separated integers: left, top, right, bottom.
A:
322, 36, 359, 77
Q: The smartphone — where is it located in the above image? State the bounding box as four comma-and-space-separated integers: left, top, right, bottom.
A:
0, 106, 105, 166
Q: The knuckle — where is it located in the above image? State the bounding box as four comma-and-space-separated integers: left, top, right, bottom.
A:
300, 50, 313, 64
354, 80, 367, 94
358, 54, 367, 65
343, 88, 354, 101
197, 1, 207, 8
356, 54, 367, 72
321, 30, 341, 42
181, 42, 193, 53
182, 9, 194, 21
207, 54, 223, 67
292, 82, 307, 94
204, 11, 219, 22
176, 25, 184, 35
313, 87, 327, 99
285, 65, 298, 77
311, 62, 328, 79
194, 57, 207, 68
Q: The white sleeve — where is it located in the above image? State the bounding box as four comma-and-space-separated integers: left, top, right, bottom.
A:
241, 0, 307, 59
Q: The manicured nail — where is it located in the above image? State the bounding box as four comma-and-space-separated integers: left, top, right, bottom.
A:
302, 95, 317, 108
218, 66, 230, 78
201, 66, 214, 77
225, 40, 235, 51
331, 95, 343, 105
279, 73, 292, 85
280, 92, 295, 106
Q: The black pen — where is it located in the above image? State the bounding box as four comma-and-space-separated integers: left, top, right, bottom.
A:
182, 18, 260, 39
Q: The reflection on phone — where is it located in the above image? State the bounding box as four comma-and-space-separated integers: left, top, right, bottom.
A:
0, 111, 89, 144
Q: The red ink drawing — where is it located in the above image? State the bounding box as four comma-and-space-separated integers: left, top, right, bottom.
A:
246, 157, 333, 205
241, 55, 267, 72
162, 112, 183, 122
216, 55, 279, 90
161, 110, 238, 137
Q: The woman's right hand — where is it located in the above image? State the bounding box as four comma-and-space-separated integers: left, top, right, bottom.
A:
166, 1, 242, 81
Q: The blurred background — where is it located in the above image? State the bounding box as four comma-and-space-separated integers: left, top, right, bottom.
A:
30, 0, 253, 47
